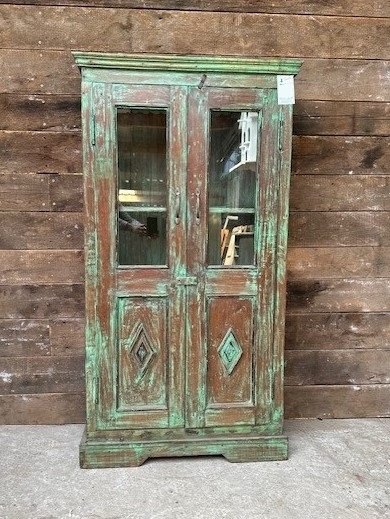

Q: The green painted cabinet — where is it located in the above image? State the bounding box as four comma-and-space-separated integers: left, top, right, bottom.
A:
74, 53, 301, 468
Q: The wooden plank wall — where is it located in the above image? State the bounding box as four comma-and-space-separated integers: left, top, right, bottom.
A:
0, 1, 389, 424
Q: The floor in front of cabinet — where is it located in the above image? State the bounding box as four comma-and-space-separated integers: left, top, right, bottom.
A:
1, 419, 389, 519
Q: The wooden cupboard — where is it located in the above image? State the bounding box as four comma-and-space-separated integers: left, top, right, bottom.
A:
73, 53, 301, 468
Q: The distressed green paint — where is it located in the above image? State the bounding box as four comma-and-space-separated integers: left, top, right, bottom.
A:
76, 52, 301, 467
73, 52, 302, 76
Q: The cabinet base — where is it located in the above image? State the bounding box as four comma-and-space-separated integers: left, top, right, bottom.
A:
80, 430, 288, 468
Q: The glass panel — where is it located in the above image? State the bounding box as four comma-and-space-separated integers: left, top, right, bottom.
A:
117, 108, 167, 266
208, 110, 259, 266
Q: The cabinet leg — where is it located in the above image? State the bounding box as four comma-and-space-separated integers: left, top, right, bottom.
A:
80, 450, 148, 468
222, 443, 288, 463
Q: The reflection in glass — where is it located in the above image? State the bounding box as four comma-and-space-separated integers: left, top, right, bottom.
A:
117, 108, 167, 266
208, 111, 259, 266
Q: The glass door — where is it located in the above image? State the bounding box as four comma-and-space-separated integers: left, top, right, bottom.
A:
186, 87, 278, 429
92, 83, 187, 430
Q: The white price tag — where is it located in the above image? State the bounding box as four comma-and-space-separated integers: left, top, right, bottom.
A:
277, 75, 295, 105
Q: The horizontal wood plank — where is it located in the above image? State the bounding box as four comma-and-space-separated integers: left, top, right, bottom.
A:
0, 355, 84, 394
3, 96, 389, 136
0, 392, 85, 424
291, 175, 390, 211
296, 60, 390, 102
285, 384, 390, 419
0, 318, 84, 356
287, 278, 390, 313
0, 284, 84, 319
0, 173, 50, 211
294, 101, 390, 136
1, 0, 388, 17
288, 212, 390, 247
0, 212, 83, 249
0, 93, 80, 131
0, 131, 82, 174
50, 318, 84, 355
0, 49, 80, 95
49, 174, 83, 211
285, 313, 390, 351
2, 134, 389, 186
1, 50, 389, 102
1, 210, 388, 250
1, 7, 389, 60
292, 136, 390, 176
285, 350, 390, 386
287, 247, 390, 279
0, 173, 83, 212
0, 250, 84, 284
0, 319, 50, 356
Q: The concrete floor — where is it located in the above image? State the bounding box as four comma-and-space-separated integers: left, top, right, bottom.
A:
0, 419, 389, 519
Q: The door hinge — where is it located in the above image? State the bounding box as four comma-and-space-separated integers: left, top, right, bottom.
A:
258, 110, 263, 130
94, 376, 100, 405
278, 118, 284, 151
90, 113, 96, 146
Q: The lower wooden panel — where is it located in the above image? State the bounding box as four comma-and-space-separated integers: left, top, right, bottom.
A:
80, 430, 288, 468
116, 297, 168, 413
205, 296, 255, 427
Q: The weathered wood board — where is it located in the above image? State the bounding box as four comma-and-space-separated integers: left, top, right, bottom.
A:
0, 212, 83, 249
287, 248, 390, 279
1, 50, 389, 102
0, 318, 84, 356
1, 6, 389, 60
0, 393, 86, 424
3, 95, 389, 136
0, 355, 84, 394
285, 313, 390, 351
0, 250, 84, 284
1, 0, 389, 18
0, 284, 84, 319
293, 101, 390, 136
0, 132, 82, 174
285, 385, 390, 419
289, 212, 390, 247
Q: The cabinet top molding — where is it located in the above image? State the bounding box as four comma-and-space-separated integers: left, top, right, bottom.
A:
72, 52, 302, 75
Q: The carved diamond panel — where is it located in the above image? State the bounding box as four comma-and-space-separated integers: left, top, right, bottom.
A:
130, 323, 156, 374
218, 328, 243, 375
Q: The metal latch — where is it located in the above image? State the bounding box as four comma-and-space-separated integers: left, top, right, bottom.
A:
174, 276, 198, 286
